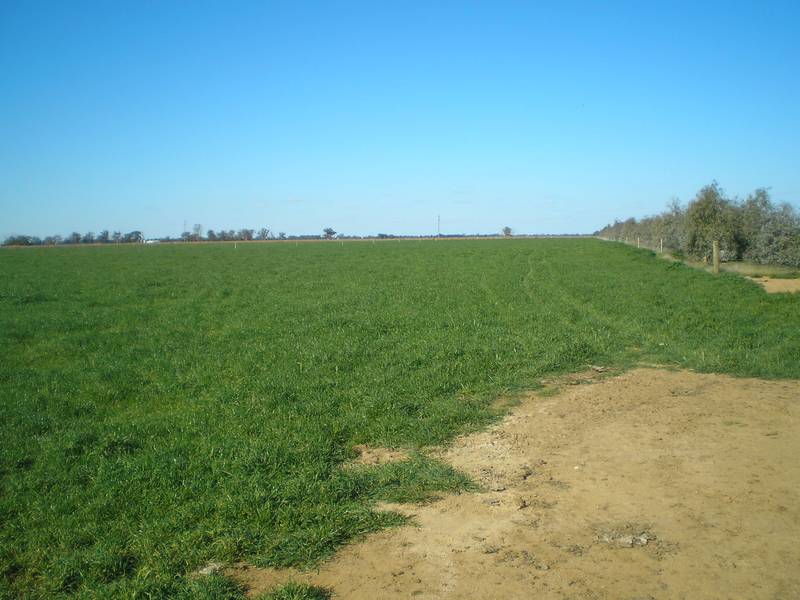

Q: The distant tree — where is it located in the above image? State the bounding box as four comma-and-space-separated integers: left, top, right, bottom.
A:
323, 227, 337, 239
3, 235, 36, 246
658, 198, 686, 251
207, 229, 218, 241
239, 229, 254, 241
685, 182, 741, 260
180, 230, 191, 242
502, 226, 512, 237
748, 200, 800, 266
739, 188, 772, 260
192, 224, 203, 241
278, 231, 287, 240
97, 230, 110, 243
619, 217, 637, 243
112, 231, 122, 243
43, 235, 62, 245
82, 232, 95, 244
596, 182, 799, 267
67, 232, 82, 244
124, 231, 144, 243
257, 228, 270, 240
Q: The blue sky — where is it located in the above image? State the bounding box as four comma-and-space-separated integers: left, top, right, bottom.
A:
1, 1, 799, 238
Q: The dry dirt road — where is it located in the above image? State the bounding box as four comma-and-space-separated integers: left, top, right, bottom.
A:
230, 368, 800, 599
748, 277, 800, 294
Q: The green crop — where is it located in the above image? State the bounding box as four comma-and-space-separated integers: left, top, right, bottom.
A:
2, 239, 798, 597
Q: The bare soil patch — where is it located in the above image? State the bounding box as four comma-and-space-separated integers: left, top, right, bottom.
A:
344, 444, 410, 468
229, 369, 800, 598
749, 276, 800, 293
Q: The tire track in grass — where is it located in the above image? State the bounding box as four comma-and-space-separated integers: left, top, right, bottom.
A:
520, 252, 638, 367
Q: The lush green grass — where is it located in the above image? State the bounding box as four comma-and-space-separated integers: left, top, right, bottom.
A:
2, 239, 798, 598
257, 582, 330, 600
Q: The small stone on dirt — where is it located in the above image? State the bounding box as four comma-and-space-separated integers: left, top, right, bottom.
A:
597, 527, 656, 548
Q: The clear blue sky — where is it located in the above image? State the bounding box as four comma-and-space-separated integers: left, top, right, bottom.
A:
1, 1, 799, 238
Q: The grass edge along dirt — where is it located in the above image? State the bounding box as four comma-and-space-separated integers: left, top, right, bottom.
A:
183, 574, 329, 600
1, 239, 798, 598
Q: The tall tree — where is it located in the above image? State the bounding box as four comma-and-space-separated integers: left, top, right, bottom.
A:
685, 182, 741, 260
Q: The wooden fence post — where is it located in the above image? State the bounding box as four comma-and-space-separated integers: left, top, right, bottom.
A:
660, 238, 663, 253
637, 237, 640, 248
712, 240, 720, 274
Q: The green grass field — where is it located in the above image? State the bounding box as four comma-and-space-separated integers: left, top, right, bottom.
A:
2, 239, 799, 598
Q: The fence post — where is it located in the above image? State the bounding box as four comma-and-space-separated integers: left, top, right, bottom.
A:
712, 240, 720, 274
660, 238, 663, 253
637, 237, 640, 248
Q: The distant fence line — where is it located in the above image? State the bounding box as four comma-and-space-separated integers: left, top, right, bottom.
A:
595, 182, 800, 268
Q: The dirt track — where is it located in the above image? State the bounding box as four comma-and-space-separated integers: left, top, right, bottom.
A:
749, 277, 800, 294
230, 368, 800, 599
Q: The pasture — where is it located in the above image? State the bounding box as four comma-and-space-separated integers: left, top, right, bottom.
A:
1, 238, 799, 598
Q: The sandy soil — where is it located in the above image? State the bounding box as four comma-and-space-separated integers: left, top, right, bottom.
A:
345, 444, 410, 468
229, 368, 800, 599
749, 277, 800, 293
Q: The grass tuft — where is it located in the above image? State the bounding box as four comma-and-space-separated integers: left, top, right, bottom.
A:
257, 581, 331, 600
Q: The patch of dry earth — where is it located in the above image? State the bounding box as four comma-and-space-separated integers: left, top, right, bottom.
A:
345, 444, 410, 468
749, 277, 800, 293
229, 368, 800, 599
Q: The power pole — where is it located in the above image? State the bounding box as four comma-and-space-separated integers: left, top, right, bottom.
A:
437, 214, 441, 238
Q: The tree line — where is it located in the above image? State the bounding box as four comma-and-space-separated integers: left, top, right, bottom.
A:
170, 226, 332, 241
596, 183, 800, 267
5, 224, 585, 247
3, 230, 145, 246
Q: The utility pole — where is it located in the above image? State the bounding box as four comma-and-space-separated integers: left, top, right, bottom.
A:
437, 214, 441, 238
